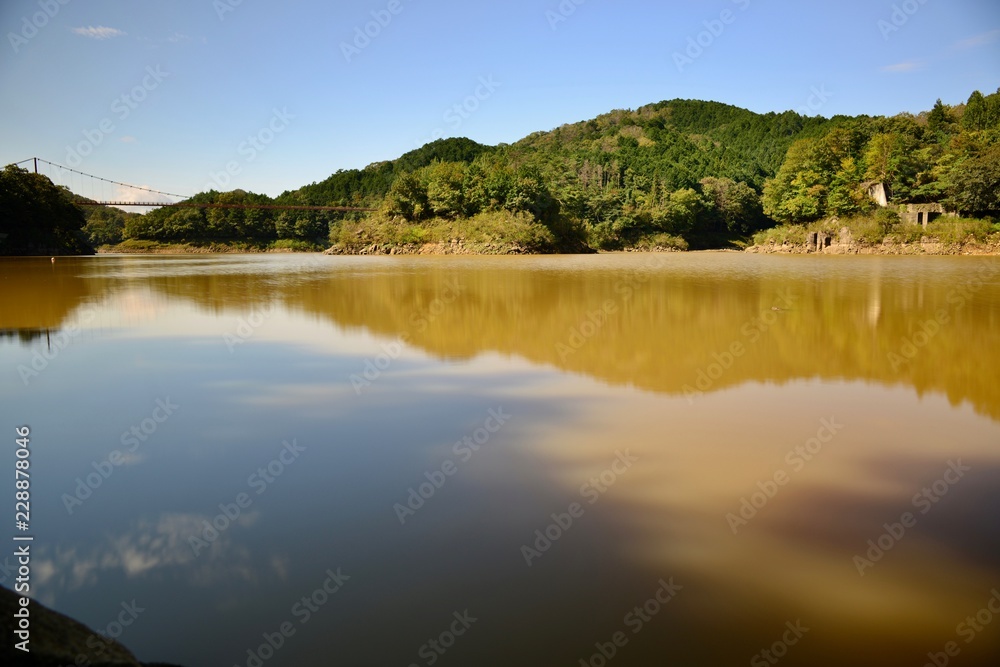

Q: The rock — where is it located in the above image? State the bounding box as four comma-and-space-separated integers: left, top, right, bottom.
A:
0, 585, 183, 666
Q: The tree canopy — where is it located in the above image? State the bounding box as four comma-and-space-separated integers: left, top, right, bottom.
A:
7, 92, 998, 254
0, 165, 92, 255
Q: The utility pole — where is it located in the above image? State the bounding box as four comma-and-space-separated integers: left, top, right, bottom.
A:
33, 157, 37, 174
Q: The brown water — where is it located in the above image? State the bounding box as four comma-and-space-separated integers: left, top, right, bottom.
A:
1, 253, 999, 667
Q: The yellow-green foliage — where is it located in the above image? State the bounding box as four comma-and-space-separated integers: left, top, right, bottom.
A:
805, 216, 886, 244
631, 233, 689, 251
754, 216, 1000, 247
895, 218, 999, 244
331, 210, 557, 251
751, 224, 807, 246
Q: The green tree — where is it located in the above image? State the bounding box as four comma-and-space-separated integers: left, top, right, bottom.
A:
827, 157, 873, 216
928, 99, 954, 135
81, 206, 129, 246
386, 173, 428, 221
947, 143, 1000, 215
700, 177, 765, 234
423, 162, 466, 218
963, 91, 989, 131
0, 165, 91, 255
763, 140, 827, 222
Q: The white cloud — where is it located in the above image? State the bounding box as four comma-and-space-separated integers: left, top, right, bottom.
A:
880, 61, 922, 73
954, 29, 1000, 50
30, 512, 264, 593
72, 26, 126, 40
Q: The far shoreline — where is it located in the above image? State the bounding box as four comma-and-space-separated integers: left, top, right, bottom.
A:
88, 239, 1000, 257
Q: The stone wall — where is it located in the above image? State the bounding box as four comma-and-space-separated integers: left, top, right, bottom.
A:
899, 203, 955, 228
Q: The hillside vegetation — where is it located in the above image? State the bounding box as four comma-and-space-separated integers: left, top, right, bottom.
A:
0, 165, 93, 255
5, 92, 999, 254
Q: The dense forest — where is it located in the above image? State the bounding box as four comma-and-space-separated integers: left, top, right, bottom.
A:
3, 92, 999, 254
0, 165, 93, 255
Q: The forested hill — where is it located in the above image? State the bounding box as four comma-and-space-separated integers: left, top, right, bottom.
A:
282, 99, 830, 209
512, 99, 831, 190
29, 92, 999, 253
254, 98, 841, 251
284, 136, 494, 208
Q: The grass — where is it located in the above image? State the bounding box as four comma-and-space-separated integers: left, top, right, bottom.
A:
331, 210, 559, 253
629, 233, 689, 251
751, 224, 807, 246
887, 218, 999, 244
268, 239, 325, 252
104, 239, 324, 253
752, 215, 1000, 247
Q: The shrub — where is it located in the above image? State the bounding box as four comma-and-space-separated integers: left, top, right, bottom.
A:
751, 224, 806, 246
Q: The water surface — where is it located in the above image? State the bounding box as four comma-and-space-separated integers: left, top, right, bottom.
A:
2, 253, 998, 666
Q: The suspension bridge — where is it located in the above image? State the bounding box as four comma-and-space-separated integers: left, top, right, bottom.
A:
11, 157, 375, 212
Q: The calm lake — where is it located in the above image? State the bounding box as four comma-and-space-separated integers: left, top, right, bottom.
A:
2, 253, 999, 667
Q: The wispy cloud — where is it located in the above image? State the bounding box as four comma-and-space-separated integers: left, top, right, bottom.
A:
954, 29, 1000, 50
119, 136, 137, 144
72, 25, 126, 40
138, 32, 197, 47
880, 61, 922, 73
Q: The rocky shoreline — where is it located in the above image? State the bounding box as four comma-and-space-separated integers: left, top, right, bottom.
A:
92, 231, 1000, 257
324, 240, 537, 255
97, 244, 309, 254
323, 241, 686, 256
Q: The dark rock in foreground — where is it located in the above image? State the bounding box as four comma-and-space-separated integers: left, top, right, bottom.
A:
0, 586, 183, 667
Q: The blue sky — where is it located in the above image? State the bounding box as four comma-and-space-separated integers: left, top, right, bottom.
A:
1, 0, 998, 200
